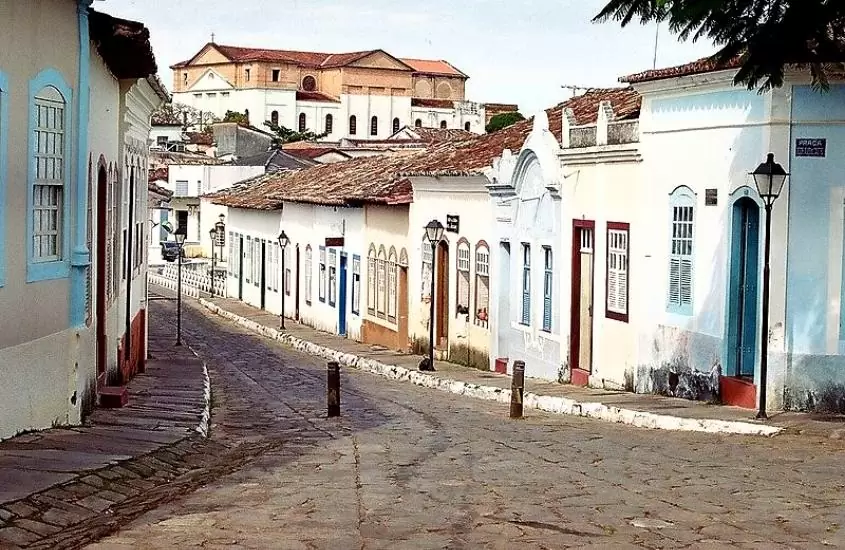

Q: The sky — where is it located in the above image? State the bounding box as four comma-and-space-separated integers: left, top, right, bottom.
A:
102, 0, 717, 113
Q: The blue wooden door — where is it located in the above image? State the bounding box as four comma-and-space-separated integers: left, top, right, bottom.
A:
727, 198, 760, 377
338, 255, 348, 336
238, 235, 244, 301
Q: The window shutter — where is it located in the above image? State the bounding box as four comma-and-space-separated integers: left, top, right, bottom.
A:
617, 265, 628, 312
607, 267, 618, 312
543, 293, 552, 331
522, 289, 531, 325
668, 257, 681, 305
679, 258, 693, 306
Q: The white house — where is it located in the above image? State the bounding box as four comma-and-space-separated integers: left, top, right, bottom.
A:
0, 1, 165, 440
623, 57, 845, 413
407, 176, 493, 369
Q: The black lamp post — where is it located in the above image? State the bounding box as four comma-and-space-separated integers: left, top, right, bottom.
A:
208, 227, 218, 298
751, 152, 789, 420
174, 226, 187, 346
277, 230, 290, 329
424, 219, 445, 370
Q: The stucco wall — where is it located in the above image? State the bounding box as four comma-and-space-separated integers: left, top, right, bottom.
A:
784, 83, 845, 411
407, 177, 492, 369
634, 84, 785, 406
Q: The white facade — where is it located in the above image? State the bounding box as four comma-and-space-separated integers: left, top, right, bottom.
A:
226, 203, 366, 340
150, 124, 182, 149
487, 112, 564, 380
407, 177, 492, 368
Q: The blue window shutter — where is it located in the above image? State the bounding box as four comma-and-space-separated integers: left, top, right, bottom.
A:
667, 189, 695, 315
521, 244, 531, 325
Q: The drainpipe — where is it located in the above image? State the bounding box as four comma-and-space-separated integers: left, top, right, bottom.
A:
70, 0, 94, 327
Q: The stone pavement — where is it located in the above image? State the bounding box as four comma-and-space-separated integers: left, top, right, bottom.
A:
199, 294, 845, 438
88, 290, 845, 549
0, 301, 210, 549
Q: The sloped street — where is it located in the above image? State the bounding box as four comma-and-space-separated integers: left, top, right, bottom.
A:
80, 296, 845, 549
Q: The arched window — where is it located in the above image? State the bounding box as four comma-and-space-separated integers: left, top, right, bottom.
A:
376, 245, 387, 317
667, 186, 696, 315
270, 110, 279, 125
302, 75, 317, 91
440, 120, 447, 129
474, 242, 490, 327
298, 113, 307, 132
349, 115, 357, 135
387, 247, 398, 322
325, 114, 333, 134
456, 239, 471, 316
392, 117, 400, 134
464, 122, 471, 132
370, 116, 378, 136
30, 80, 70, 273
367, 244, 377, 315
414, 119, 422, 128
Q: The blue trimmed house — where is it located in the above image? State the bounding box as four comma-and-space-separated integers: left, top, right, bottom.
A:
0, 1, 166, 440
626, 58, 845, 413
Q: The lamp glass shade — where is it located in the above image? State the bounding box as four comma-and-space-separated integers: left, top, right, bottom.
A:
752, 153, 789, 201
209, 227, 217, 240
424, 219, 445, 244
214, 220, 225, 233
277, 230, 290, 249
174, 227, 187, 245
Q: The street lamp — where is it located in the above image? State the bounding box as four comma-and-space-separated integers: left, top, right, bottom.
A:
423, 219, 445, 371
751, 152, 789, 420
277, 230, 290, 329
208, 227, 218, 298
174, 226, 187, 346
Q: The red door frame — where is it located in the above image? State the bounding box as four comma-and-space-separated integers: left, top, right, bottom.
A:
95, 164, 108, 382
570, 219, 595, 386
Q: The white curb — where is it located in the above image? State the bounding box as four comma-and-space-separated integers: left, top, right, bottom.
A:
198, 298, 782, 437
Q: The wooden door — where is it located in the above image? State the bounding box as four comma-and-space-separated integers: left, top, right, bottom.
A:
570, 221, 595, 386
95, 165, 108, 378
436, 241, 449, 346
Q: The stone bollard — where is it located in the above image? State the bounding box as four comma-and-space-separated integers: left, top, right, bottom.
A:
510, 360, 525, 419
327, 361, 341, 418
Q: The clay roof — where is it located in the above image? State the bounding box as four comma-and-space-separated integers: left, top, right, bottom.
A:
172, 44, 463, 77
88, 8, 157, 80
212, 88, 640, 210
231, 149, 317, 171
150, 150, 224, 166
283, 147, 352, 161
148, 167, 169, 183
408, 127, 475, 142
209, 154, 415, 209
185, 132, 214, 146
411, 98, 455, 109
399, 58, 468, 78
622, 55, 742, 84
296, 90, 341, 103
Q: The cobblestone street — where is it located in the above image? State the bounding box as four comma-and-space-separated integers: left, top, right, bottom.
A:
88, 297, 845, 549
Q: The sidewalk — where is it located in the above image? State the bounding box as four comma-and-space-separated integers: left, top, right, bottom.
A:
197, 293, 844, 438
0, 305, 209, 548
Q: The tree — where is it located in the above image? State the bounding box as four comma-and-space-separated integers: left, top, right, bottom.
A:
263, 120, 327, 147
594, 0, 845, 91
486, 111, 526, 133
222, 110, 250, 125
151, 102, 219, 130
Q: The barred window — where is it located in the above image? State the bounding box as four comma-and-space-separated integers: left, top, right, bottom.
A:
32, 86, 66, 263
456, 241, 470, 315
474, 243, 490, 327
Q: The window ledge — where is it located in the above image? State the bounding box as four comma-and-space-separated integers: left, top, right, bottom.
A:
28, 260, 70, 283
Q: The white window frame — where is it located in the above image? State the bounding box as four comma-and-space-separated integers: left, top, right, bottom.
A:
607, 224, 630, 322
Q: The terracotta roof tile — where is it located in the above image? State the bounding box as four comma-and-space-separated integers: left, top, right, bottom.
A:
621, 55, 742, 84
213, 88, 640, 210
89, 9, 157, 79
400, 58, 467, 78
296, 90, 341, 103
185, 132, 214, 146
411, 98, 455, 109
148, 167, 169, 182
283, 147, 352, 160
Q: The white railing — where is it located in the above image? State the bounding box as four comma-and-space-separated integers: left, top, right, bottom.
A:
150, 262, 226, 297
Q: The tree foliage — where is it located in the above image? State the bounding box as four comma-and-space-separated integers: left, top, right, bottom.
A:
222, 110, 250, 125
486, 111, 526, 133
594, 0, 845, 91
263, 121, 328, 147
152, 102, 219, 130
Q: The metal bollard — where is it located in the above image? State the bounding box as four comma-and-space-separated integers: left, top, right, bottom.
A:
510, 360, 525, 419
327, 361, 341, 418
